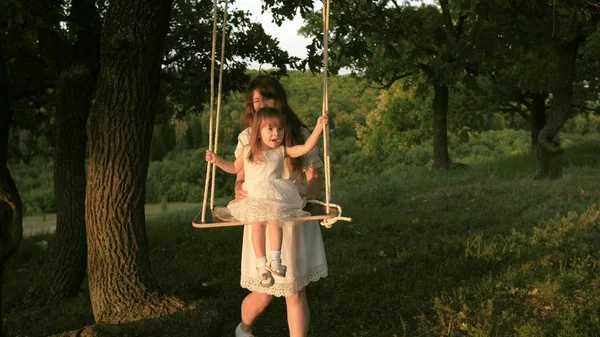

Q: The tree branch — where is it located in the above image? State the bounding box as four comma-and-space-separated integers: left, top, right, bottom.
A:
585, 1, 600, 8
381, 72, 413, 89
500, 103, 531, 122
573, 103, 600, 114
439, 0, 455, 34
455, 14, 467, 40
390, 0, 402, 10
162, 47, 197, 66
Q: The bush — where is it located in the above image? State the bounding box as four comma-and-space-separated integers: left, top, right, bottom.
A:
146, 147, 235, 203
10, 156, 54, 215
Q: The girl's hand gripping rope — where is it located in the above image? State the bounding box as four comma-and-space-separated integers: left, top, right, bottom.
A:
205, 150, 219, 164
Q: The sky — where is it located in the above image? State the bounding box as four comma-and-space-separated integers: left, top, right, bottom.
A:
233, 0, 435, 69
233, 0, 316, 67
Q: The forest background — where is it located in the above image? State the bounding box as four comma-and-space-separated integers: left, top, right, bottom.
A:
2, 0, 600, 336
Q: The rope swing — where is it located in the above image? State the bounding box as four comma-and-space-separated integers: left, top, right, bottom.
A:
200, 0, 228, 223
193, 0, 351, 228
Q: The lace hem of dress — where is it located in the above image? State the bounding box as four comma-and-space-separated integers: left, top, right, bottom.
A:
240, 264, 328, 297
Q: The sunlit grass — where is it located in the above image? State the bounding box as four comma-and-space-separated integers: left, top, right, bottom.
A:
4, 141, 600, 336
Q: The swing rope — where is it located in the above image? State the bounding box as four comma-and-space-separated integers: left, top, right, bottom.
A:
201, 0, 228, 223
314, 0, 351, 228
211, 0, 228, 210
322, 0, 331, 210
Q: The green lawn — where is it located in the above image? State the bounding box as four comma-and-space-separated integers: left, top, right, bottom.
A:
22, 202, 204, 236
5, 145, 600, 336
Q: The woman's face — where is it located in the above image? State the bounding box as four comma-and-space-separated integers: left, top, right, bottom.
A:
252, 90, 276, 112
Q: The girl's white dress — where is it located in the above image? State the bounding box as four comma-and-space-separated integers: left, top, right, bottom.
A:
235, 127, 328, 297
227, 146, 310, 223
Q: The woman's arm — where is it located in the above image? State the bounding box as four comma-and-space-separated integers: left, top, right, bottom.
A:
303, 166, 322, 200
235, 170, 247, 201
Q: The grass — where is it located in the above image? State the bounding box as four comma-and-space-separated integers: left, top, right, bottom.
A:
21, 202, 205, 236
4, 142, 600, 337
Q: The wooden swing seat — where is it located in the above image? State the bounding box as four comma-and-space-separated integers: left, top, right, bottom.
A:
192, 202, 341, 228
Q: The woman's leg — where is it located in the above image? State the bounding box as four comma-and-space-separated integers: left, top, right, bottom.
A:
240, 291, 273, 333
285, 289, 309, 337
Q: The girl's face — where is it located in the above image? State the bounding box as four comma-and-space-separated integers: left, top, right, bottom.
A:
252, 90, 276, 112
259, 120, 284, 150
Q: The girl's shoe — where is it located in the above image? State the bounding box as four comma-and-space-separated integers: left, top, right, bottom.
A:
257, 267, 274, 287
265, 259, 287, 277
235, 323, 254, 337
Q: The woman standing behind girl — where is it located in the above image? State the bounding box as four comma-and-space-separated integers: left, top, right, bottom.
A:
233, 75, 329, 337
205, 107, 327, 288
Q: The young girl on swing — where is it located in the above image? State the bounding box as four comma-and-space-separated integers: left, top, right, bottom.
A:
205, 107, 328, 288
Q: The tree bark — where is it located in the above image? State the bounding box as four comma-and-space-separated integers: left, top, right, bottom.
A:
529, 92, 547, 150
432, 83, 452, 169
0, 40, 23, 337
535, 40, 579, 180
25, 0, 101, 305
85, 0, 182, 324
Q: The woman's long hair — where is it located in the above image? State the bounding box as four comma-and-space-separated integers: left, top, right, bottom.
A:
244, 75, 308, 173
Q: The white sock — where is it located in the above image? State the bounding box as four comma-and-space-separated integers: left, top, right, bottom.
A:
256, 256, 267, 269
270, 250, 282, 265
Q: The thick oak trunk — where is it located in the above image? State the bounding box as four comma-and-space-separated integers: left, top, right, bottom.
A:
432, 83, 452, 169
0, 41, 23, 337
535, 40, 579, 180
85, 0, 182, 324
529, 92, 547, 150
25, 0, 100, 304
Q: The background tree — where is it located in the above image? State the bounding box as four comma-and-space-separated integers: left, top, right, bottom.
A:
2, 0, 59, 163
511, 1, 600, 179
160, 0, 297, 122
0, 40, 23, 337
302, 0, 482, 169
24, 0, 101, 305
5, 0, 304, 311
468, 0, 556, 150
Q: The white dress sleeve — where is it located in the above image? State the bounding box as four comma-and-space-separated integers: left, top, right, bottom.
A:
235, 127, 251, 158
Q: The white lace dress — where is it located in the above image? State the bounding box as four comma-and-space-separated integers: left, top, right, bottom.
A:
227, 146, 309, 223
235, 127, 328, 297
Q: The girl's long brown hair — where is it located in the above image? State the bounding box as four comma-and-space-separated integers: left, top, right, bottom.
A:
244, 75, 308, 173
247, 107, 285, 164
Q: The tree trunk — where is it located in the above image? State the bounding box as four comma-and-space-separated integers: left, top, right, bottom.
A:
0, 40, 23, 337
535, 40, 579, 180
85, 0, 182, 324
529, 92, 547, 150
432, 83, 452, 169
25, 0, 100, 305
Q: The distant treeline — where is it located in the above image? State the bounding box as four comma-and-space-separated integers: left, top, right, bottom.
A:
11, 71, 600, 215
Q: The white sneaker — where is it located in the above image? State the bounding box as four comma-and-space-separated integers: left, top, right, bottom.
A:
235, 323, 254, 337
